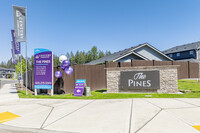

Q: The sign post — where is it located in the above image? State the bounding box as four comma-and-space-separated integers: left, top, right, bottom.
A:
34, 48, 54, 96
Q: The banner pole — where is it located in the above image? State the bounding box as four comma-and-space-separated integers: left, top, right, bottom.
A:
25, 42, 27, 95
21, 54, 22, 88
17, 57, 19, 84
25, 7, 28, 95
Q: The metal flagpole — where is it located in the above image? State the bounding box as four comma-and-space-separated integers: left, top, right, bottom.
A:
17, 57, 19, 84
25, 7, 28, 95
21, 54, 22, 88
25, 42, 27, 95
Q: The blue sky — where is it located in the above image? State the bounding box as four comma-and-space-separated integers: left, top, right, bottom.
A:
1, 0, 200, 62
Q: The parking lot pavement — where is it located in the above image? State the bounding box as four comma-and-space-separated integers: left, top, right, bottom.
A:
1, 83, 200, 133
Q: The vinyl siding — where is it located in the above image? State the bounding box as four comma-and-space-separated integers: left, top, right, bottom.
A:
117, 54, 144, 62
135, 46, 170, 61
166, 50, 196, 60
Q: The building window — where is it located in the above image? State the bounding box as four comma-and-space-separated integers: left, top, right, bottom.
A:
176, 53, 180, 57
169, 54, 173, 57
189, 50, 193, 55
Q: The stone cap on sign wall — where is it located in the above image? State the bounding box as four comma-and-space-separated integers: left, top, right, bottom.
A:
105, 65, 180, 71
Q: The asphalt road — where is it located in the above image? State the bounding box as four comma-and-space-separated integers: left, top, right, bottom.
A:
0, 79, 18, 88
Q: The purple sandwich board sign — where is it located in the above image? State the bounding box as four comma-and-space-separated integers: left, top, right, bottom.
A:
74, 79, 86, 97
34, 48, 53, 96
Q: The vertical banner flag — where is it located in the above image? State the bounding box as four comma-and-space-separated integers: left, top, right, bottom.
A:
74, 79, 86, 97
11, 30, 21, 54
11, 41, 19, 60
34, 48, 53, 89
11, 49, 17, 64
13, 6, 26, 42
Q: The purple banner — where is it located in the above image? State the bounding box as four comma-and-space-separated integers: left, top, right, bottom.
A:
34, 48, 53, 89
11, 30, 21, 55
74, 79, 86, 97
11, 49, 17, 64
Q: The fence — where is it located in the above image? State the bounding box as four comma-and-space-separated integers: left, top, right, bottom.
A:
105, 60, 199, 79
24, 60, 199, 94
24, 64, 106, 94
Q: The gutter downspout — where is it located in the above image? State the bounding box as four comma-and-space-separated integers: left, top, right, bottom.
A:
196, 47, 200, 60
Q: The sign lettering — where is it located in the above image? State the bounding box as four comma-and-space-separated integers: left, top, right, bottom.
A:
119, 71, 160, 90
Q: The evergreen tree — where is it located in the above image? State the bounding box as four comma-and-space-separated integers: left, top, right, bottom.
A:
90, 46, 98, 60
53, 54, 60, 67
0, 61, 7, 68
30, 55, 34, 70
99, 50, 105, 58
86, 51, 93, 63
105, 50, 111, 56
75, 51, 80, 64
66, 52, 71, 60
70, 52, 76, 65
6, 58, 15, 68
80, 51, 87, 64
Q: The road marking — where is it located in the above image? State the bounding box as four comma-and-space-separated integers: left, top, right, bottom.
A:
193, 125, 200, 131
0, 111, 20, 123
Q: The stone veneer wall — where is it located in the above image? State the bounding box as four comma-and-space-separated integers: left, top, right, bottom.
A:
106, 65, 179, 94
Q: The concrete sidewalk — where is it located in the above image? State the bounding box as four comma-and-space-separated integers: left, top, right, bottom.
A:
0, 78, 17, 89
0, 83, 19, 104
0, 83, 200, 133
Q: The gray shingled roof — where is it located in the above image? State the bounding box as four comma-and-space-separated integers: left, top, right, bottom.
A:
86, 44, 146, 65
87, 43, 172, 65
163, 41, 200, 54
0, 67, 15, 71
0, 67, 7, 71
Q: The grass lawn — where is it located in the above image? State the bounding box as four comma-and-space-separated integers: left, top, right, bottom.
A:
17, 79, 200, 99
178, 79, 200, 92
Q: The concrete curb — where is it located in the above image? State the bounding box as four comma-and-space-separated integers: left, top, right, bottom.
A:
0, 124, 76, 133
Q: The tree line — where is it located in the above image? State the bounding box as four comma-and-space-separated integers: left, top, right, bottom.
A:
0, 46, 111, 76
54, 46, 111, 67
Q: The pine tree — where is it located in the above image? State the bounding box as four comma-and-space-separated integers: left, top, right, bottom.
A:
70, 52, 76, 65
99, 50, 105, 58
90, 46, 98, 60
53, 54, 60, 67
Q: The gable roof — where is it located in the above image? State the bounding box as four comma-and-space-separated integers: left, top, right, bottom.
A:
87, 43, 173, 65
0, 67, 6, 70
113, 51, 149, 62
0, 67, 15, 72
163, 41, 200, 54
